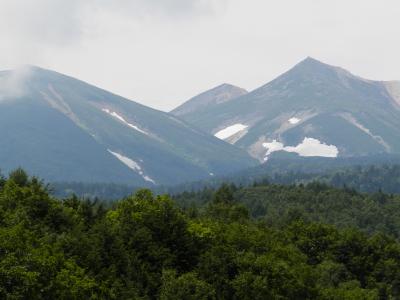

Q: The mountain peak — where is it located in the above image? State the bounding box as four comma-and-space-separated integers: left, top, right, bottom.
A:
278, 57, 363, 85
304, 56, 323, 63
1, 65, 66, 83
207, 83, 248, 94
218, 83, 245, 90
295, 56, 337, 71
302, 56, 323, 64
171, 83, 248, 116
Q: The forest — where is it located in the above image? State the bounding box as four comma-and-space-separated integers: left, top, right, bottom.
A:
53, 164, 400, 200
1, 169, 400, 299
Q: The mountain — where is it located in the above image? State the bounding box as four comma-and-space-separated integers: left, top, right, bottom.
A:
174, 57, 400, 161
171, 83, 248, 118
0, 66, 256, 185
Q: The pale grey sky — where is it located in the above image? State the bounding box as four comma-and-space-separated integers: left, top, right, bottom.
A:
1, 0, 399, 111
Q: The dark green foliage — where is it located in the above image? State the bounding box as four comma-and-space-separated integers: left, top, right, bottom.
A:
171, 161, 400, 197
1, 170, 400, 299
160, 270, 215, 300
212, 183, 235, 204
52, 181, 139, 201
249, 160, 400, 194
8, 168, 29, 187
49, 162, 400, 200
175, 181, 400, 239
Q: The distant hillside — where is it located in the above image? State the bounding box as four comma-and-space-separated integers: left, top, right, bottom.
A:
174, 57, 400, 161
51, 155, 400, 199
0, 66, 256, 185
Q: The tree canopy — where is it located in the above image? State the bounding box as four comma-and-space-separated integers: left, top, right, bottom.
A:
1, 170, 400, 299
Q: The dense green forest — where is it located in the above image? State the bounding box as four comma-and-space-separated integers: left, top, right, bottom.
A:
52, 164, 400, 200
51, 181, 138, 201
169, 164, 400, 196
173, 181, 400, 239
1, 169, 400, 299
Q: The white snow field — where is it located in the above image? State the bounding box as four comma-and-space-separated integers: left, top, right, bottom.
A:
262, 137, 338, 161
108, 150, 156, 184
214, 123, 248, 140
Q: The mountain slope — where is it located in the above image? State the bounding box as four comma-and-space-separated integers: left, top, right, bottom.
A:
171, 83, 248, 118
175, 57, 400, 161
0, 66, 256, 185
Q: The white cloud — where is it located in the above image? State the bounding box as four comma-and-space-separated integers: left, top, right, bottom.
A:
0, 0, 84, 67
0, 66, 32, 101
0, 0, 399, 110
96, 0, 226, 18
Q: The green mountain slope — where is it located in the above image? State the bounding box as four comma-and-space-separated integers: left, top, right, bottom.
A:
175, 57, 400, 161
0, 66, 256, 185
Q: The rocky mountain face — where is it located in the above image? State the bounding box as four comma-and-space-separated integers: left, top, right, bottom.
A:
0, 66, 256, 185
174, 57, 400, 162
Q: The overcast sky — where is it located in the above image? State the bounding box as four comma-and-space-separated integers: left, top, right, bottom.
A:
1, 0, 399, 111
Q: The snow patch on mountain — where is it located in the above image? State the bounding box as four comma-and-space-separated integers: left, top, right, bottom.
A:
108, 150, 156, 184
214, 124, 248, 140
262, 140, 285, 157
102, 108, 148, 135
288, 117, 301, 124
285, 138, 338, 157
262, 137, 338, 161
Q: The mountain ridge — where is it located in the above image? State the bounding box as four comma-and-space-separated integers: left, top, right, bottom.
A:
174, 57, 400, 162
0, 66, 257, 185
171, 83, 248, 117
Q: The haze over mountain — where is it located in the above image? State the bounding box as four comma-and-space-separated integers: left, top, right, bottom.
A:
0, 66, 256, 185
174, 57, 400, 162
